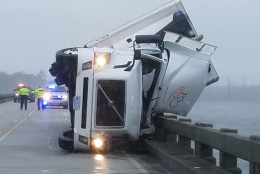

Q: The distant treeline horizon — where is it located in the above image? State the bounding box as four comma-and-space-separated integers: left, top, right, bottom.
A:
199, 85, 260, 102
0, 71, 47, 94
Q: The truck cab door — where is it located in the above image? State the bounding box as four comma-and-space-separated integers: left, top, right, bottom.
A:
155, 32, 218, 116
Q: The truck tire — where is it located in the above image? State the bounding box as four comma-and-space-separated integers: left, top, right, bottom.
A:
49, 62, 61, 77
58, 130, 74, 152
56, 48, 78, 66
63, 105, 68, 109
14, 99, 17, 103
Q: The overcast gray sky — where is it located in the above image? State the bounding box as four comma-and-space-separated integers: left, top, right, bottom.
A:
1, 0, 260, 86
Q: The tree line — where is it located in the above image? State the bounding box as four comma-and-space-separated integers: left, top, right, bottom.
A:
199, 85, 260, 102
0, 71, 47, 94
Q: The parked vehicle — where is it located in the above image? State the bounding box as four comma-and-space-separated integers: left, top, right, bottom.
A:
13, 83, 35, 103
49, 0, 219, 152
43, 84, 68, 109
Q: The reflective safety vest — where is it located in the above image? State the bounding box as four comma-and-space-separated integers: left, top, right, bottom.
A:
19, 88, 30, 96
34, 88, 45, 98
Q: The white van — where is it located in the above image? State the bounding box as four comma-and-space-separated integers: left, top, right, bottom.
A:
43, 84, 69, 109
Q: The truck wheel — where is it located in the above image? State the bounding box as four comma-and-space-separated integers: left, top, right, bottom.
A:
58, 130, 74, 152
63, 105, 68, 109
14, 99, 17, 103
52, 48, 78, 86
56, 48, 78, 66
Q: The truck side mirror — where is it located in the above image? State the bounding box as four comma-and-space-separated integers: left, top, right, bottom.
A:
124, 50, 142, 72
134, 35, 164, 53
134, 50, 141, 60
135, 35, 163, 44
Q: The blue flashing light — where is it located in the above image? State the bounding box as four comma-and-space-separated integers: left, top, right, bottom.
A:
47, 85, 56, 89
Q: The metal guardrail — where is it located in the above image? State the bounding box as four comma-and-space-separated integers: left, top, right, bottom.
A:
0, 94, 13, 103
154, 115, 260, 174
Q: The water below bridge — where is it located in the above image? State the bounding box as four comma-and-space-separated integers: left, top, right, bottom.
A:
189, 99, 260, 174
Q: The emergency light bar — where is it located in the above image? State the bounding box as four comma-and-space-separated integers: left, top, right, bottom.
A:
47, 85, 56, 89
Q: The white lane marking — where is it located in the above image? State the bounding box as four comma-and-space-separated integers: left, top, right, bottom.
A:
47, 135, 51, 144
128, 156, 149, 174
0, 108, 36, 142
41, 169, 48, 173
47, 135, 54, 149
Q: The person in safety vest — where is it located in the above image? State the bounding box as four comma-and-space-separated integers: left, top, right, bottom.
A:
32, 86, 45, 110
18, 86, 31, 110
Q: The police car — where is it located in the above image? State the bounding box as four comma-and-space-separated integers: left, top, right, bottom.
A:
43, 84, 68, 109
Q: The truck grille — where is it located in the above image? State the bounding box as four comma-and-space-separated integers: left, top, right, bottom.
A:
96, 80, 125, 127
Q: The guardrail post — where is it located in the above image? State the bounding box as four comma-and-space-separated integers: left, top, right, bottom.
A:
164, 114, 178, 143
195, 122, 216, 164
154, 115, 166, 141
178, 118, 193, 153
249, 135, 260, 174
219, 128, 242, 174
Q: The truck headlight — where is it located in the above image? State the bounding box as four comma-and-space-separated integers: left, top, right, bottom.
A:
63, 95, 68, 99
94, 52, 111, 68
15, 93, 19, 96
92, 138, 104, 149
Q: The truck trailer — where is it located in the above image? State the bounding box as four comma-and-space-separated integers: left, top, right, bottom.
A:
49, 0, 219, 152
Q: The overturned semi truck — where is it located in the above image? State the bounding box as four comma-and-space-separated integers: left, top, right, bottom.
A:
49, 0, 219, 152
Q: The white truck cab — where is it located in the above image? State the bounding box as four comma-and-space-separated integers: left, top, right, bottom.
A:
49, 0, 219, 152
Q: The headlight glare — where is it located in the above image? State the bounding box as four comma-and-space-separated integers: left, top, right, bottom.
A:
92, 139, 103, 148
94, 52, 111, 68
43, 93, 50, 100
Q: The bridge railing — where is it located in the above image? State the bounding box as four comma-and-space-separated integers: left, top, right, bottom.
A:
0, 94, 13, 103
154, 114, 260, 174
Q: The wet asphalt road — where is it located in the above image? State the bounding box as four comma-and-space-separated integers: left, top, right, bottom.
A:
0, 101, 171, 174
